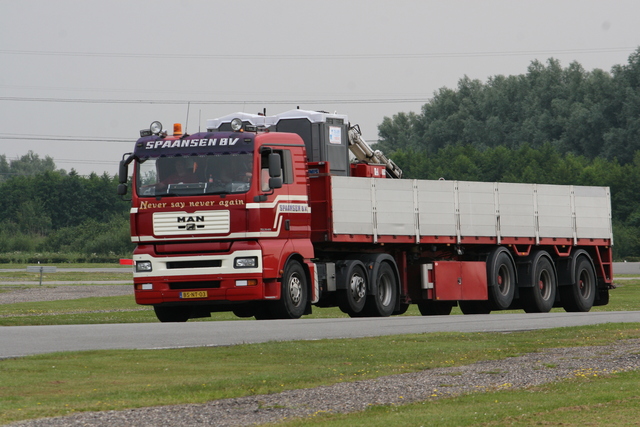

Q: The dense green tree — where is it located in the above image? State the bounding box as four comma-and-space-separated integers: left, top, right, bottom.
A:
378, 48, 640, 165
0, 160, 132, 257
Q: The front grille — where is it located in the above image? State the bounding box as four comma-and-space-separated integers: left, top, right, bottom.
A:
166, 260, 222, 269
169, 281, 220, 290
153, 210, 230, 236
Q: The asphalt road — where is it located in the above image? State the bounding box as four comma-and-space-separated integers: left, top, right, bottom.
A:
1, 262, 639, 358
3, 311, 640, 359
613, 261, 640, 275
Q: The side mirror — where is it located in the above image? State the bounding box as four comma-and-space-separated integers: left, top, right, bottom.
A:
117, 183, 128, 196
268, 153, 281, 178
118, 160, 128, 184
269, 177, 282, 189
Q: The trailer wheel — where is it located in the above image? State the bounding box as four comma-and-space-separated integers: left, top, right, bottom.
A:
363, 263, 397, 317
418, 301, 453, 316
522, 255, 557, 313
487, 249, 516, 310
271, 260, 308, 319
560, 256, 596, 312
338, 264, 368, 316
154, 306, 190, 322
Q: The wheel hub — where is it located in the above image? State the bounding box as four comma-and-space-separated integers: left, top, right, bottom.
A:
289, 276, 302, 304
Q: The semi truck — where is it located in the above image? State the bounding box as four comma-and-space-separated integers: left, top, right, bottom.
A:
118, 109, 613, 322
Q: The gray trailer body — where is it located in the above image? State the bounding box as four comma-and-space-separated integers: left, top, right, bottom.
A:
330, 177, 612, 244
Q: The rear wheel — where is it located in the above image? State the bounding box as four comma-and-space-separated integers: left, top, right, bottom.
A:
560, 256, 596, 312
338, 264, 368, 316
522, 254, 557, 313
270, 260, 308, 319
363, 263, 397, 317
154, 306, 190, 322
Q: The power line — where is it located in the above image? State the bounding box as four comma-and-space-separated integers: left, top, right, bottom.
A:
0, 47, 635, 60
0, 96, 428, 105
0, 135, 131, 143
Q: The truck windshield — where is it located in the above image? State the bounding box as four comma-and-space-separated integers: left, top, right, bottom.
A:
136, 153, 253, 197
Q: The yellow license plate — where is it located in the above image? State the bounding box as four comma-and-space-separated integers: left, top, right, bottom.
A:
180, 291, 208, 299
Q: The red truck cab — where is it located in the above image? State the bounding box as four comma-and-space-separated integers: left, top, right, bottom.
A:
120, 119, 317, 321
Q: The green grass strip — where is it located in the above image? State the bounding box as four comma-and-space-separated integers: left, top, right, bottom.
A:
280, 369, 640, 426
1, 324, 639, 424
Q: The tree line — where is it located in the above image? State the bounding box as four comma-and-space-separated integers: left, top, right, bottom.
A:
377, 48, 640, 259
378, 48, 640, 165
0, 152, 132, 262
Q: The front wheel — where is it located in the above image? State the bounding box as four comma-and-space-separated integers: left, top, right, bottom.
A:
271, 260, 308, 319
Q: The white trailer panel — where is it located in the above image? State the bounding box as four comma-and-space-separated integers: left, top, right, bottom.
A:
457, 181, 496, 237
330, 176, 612, 243
537, 184, 574, 239
374, 179, 416, 236
416, 180, 457, 236
497, 182, 536, 238
574, 185, 613, 239
331, 177, 374, 235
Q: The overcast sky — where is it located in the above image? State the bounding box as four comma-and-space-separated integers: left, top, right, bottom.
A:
1, 0, 639, 176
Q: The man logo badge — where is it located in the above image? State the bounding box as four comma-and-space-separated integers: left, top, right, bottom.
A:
177, 216, 205, 230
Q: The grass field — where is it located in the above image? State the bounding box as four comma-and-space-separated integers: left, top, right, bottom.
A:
1, 325, 639, 425
0, 278, 638, 326
1, 265, 639, 425
278, 368, 640, 426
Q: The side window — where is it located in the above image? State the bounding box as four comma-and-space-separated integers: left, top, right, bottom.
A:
281, 150, 293, 184
260, 149, 293, 191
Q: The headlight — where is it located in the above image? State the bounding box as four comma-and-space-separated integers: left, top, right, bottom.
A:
136, 261, 152, 272
150, 121, 163, 135
230, 118, 243, 132
234, 257, 258, 268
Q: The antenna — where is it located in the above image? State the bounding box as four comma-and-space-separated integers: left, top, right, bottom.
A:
184, 102, 191, 135
198, 109, 201, 133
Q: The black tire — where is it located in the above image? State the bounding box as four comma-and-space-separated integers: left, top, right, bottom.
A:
363, 263, 397, 317
270, 260, 308, 319
338, 264, 368, 316
459, 300, 491, 314
522, 255, 557, 313
560, 256, 596, 312
487, 249, 516, 310
417, 301, 454, 316
154, 306, 190, 322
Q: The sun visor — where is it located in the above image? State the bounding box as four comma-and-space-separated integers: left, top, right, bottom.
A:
133, 132, 255, 159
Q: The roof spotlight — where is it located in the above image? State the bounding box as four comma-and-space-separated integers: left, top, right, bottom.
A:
150, 121, 163, 135
230, 118, 243, 132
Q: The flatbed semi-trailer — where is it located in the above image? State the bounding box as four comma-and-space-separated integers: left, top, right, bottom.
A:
118, 109, 613, 321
